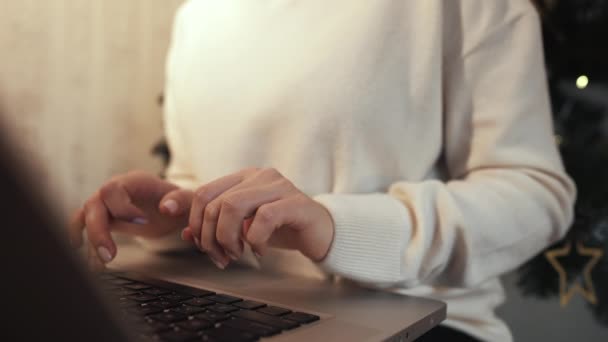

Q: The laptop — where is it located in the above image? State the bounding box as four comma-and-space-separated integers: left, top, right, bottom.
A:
2, 125, 445, 341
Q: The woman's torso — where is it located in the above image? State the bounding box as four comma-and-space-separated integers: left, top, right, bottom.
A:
166, 1, 522, 340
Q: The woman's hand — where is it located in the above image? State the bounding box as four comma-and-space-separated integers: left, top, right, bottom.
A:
183, 168, 335, 269
69, 171, 194, 267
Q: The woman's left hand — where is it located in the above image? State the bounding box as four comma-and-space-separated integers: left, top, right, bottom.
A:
182, 167, 335, 269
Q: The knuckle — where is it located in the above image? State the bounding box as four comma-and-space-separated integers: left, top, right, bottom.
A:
256, 205, 274, 223
276, 178, 294, 190
98, 182, 116, 199
261, 167, 281, 178
195, 187, 214, 204
242, 167, 260, 175
293, 192, 309, 203
220, 196, 242, 214
204, 203, 220, 221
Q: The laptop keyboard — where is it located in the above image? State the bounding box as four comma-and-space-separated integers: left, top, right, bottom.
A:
99, 272, 320, 342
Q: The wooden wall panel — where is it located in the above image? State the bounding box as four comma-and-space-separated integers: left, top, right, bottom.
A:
0, 0, 184, 216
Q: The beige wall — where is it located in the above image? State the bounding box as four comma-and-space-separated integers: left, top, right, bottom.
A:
0, 0, 184, 216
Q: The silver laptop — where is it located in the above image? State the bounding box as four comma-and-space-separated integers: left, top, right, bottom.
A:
2, 127, 445, 342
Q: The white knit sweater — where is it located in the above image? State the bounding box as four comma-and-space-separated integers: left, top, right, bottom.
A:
151, 1, 576, 340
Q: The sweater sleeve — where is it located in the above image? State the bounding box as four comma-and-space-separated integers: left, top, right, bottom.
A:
314, 7, 576, 288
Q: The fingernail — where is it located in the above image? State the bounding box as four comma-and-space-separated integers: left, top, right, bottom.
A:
132, 217, 148, 225
162, 199, 178, 214
97, 246, 113, 264
254, 251, 263, 259
194, 237, 200, 247
210, 257, 226, 270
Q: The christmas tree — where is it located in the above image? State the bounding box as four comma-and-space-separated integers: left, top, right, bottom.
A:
518, 0, 608, 325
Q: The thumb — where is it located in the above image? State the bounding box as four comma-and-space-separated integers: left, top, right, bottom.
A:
159, 188, 194, 217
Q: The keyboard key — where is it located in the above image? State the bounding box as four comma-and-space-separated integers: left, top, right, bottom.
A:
176, 319, 213, 331
199, 336, 222, 342
101, 273, 314, 340
124, 283, 152, 291
207, 294, 242, 304
99, 273, 117, 280
162, 293, 193, 302
208, 304, 239, 314
232, 310, 299, 330
257, 306, 291, 316
195, 311, 230, 323
170, 305, 206, 315
203, 325, 256, 342
108, 278, 135, 286
283, 312, 320, 324
99, 284, 121, 292
222, 317, 281, 337
128, 293, 159, 303
111, 288, 140, 297
183, 298, 214, 307
148, 300, 180, 309
109, 272, 128, 278
141, 320, 172, 334
118, 301, 138, 308
143, 288, 171, 296
181, 288, 215, 297
149, 312, 188, 323
136, 332, 155, 341
128, 305, 163, 316
234, 300, 266, 310
157, 329, 199, 342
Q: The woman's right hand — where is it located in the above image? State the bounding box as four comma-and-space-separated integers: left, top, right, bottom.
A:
69, 171, 194, 268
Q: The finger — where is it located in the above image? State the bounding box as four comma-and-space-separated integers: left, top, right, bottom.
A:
181, 227, 195, 242
159, 189, 194, 216
189, 171, 249, 246
87, 240, 106, 271
215, 182, 287, 259
100, 181, 148, 224
84, 195, 116, 264
246, 196, 303, 256
200, 202, 231, 269
119, 171, 178, 201
69, 208, 86, 248
242, 217, 254, 236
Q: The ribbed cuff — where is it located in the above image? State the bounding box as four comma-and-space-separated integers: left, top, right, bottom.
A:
313, 193, 412, 284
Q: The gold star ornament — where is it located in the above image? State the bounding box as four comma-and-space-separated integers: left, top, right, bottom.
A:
545, 241, 603, 307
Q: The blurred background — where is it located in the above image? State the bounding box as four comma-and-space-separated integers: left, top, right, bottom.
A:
0, 0, 183, 216
0, 0, 606, 340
